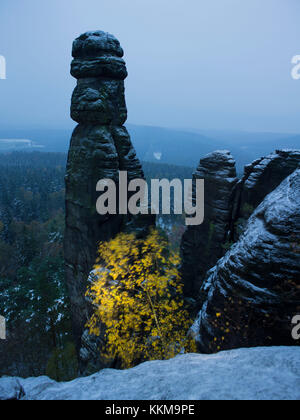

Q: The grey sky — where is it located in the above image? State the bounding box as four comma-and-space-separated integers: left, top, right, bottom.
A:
0, 0, 300, 133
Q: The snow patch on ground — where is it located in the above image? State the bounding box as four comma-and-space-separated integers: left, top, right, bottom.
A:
1, 347, 300, 400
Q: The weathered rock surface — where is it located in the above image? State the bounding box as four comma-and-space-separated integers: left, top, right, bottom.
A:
0, 377, 24, 400
181, 151, 238, 299
193, 169, 300, 352
1, 347, 300, 400
181, 149, 300, 301
65, 31, 154, 373
232, 149, 300, 240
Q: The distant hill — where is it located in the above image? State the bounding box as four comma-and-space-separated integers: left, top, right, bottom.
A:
0, 125, 299, 172
128, 125, 300, 171
192, 128, 300, 168
0, 129, 72, 153
126, 124, 223, 168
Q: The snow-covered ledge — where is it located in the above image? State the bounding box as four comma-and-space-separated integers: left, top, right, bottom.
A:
0, 347, 299, 400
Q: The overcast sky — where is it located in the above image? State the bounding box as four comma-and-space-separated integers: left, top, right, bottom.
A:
0, 0, 300, 133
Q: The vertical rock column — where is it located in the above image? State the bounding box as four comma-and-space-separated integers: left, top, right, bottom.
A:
181, 151, 238, 301
65, 31, 154, 363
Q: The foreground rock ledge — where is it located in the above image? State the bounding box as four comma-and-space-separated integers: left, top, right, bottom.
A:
0, 347, 299, 400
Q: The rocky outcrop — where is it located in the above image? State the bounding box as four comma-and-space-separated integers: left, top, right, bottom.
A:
232, 149, 300, 240
181, 151, 238, 299
192, 169, 300, 352
65, 31, 154, 372
181, 149, 300, 300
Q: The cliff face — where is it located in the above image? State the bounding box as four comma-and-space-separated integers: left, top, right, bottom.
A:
181, 149, 300, 351
232, 149, 300, 240
65, 31, 154, 371
193, 169, 300, 352
182, 149, 300, 299
181, 151, 238, 299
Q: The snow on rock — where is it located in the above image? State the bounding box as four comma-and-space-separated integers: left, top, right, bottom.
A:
0, 377, 25, 400
195, 169, 300, 352
1, 347, 300, 400
237, 149, 300, 220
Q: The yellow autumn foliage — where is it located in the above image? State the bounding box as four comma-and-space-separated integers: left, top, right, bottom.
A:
86, 229, 196, 368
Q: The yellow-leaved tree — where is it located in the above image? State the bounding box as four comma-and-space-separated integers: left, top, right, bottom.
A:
86, 229, 196, 368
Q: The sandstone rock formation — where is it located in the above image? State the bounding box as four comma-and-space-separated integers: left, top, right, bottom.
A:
180, 150, 238, 299
232, 149, 300, 240
1, 347, 300, 400
192, 169, 300, 352
181, 149, 300, 300
65, 31, 154, 372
